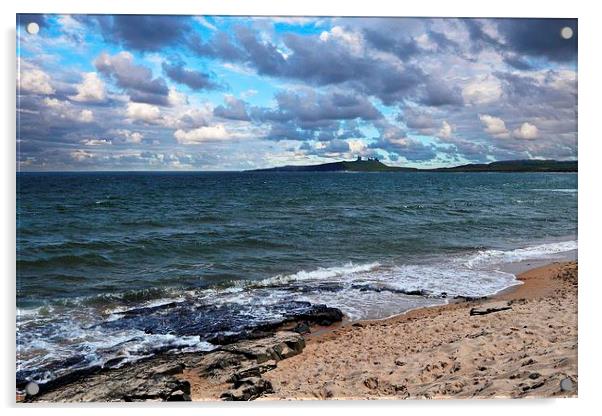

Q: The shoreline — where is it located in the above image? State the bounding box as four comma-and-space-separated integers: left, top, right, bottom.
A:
23, 259, 578, 402
258, 260, 578, 400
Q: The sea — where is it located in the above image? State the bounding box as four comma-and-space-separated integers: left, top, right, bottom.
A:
16, 171, 578, 385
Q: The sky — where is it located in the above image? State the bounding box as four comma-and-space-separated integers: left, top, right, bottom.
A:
16, 15, 577, 171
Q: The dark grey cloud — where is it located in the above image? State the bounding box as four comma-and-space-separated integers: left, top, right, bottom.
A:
416, 78, 464, 107
462, 18, 577, 63
251, 89, 382, 141
94, 15, 192, 52
162, 61, 221, 91
497, 19, 577, 62
368, 121, 437, 162
369, 136, 437, 162
300, 138, 352, 157
214, 97, 251, 121
94, 52, 169, 106
188, 32, 246, 61
256, 89, 382, 125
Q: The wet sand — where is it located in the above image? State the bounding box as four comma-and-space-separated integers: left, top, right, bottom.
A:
256, 261, 578, 400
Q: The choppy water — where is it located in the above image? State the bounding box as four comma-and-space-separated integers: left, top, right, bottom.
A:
16, 171, 577, 385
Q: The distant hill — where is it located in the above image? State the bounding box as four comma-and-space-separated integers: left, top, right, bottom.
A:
251, 159, 416, 172
249, 159, 577, 173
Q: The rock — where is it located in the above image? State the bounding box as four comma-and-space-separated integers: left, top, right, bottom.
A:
167, 389, 190, 401
197, 351, 243, 373
364, 377, 379, 390
151, 363, 184, 376
220, 377, 273, 401
528, 372, 541, 380
454, 295, 487, 302
29, 330, 306, 402
394, 358, 406, 366
287, 305, 343, 326
227, 361, 278, 383
470, 302, 512, 316
221, 331, 305, 363
293, 321, 311, 334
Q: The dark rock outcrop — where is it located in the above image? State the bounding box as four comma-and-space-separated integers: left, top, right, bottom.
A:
28, 331, 308, 402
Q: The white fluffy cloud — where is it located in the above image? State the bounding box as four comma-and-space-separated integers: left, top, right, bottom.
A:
19, 62, 55, 95
174, 124, 232, 144
513, 122, 539, 140
44, 98, 94, 123
69, 72, 107, 103
112, 129, 144, 144
463, 77, 502, 105
126, 102, 160, 122
168, 87, 188, 107
81, 138, 111, 146
70, 149, 95, 161
479, 114, 509, 138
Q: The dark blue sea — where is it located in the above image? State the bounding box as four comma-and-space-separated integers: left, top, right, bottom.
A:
16, 171, 577, 385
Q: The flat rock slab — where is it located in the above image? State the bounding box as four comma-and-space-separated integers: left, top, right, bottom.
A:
221, 331, 305, 363
470, 302, 512, 316
29, 331, 307, 402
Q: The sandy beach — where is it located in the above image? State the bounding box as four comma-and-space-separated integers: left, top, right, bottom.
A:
255, 261, 578, 400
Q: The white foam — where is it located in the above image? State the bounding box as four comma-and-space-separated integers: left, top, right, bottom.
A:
530, 188, 577, 193
465, 240, 577, 269
256, 262, 381, 286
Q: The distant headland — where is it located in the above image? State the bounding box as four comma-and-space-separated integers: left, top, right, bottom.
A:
249, 157, 577, 173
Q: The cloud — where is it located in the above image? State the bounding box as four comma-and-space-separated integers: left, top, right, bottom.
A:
479, 114, 509, 138
257, 89, 382, 125
192, 24, 423, 105
301, 138, 352, 157
513, 122, 539, 140
162, 61, 222, 91
44, 98, 94, 123
369, 120, 437, 162
94, 15, 192, 52
463, 77, 502, 105
126, 102, 160, 123
95, 52, 169, 105
194, 16, 218, 31
18, 61, 55, 95
496, 19, 577, 62
251, 88, 382, 142
167, 88, 188, 107
109, 129, 144, 145
417, 78, 464, 107
438, 121, 453, 138
214, 96, 251, 121
174, 124, 232, 144
81, 138, 111, 146
70, 149, 95, 161
69, 72, 107, 103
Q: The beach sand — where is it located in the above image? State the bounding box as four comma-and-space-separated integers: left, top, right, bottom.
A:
254, 261, 578, 400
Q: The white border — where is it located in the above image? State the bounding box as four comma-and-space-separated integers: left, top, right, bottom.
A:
3, 1, 600, 415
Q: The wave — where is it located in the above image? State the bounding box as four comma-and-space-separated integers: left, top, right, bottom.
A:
17, 253, 114, 268
254, 262, 382, 287
465, 240, 577, 269
530, 188, 577, 193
